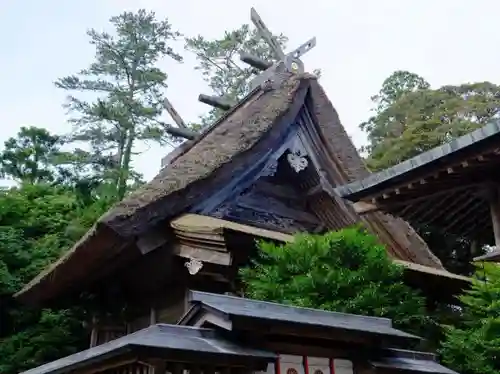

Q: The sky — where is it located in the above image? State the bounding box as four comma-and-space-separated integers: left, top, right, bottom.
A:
0, 0, 498, 181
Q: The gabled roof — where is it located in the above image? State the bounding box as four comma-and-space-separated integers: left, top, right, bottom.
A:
16, 73, 446, 305
180, 291, 419, 345
20, 324, 276, 374
334, 120, 500, 243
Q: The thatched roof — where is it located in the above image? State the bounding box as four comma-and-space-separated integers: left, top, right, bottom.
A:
16, 73, 445, 305
100, 76, 308, 237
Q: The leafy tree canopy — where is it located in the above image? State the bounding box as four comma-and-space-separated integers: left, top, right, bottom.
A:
0, 126, 70, 185
0, 128, 117, 374
361, 71, 500, 171
0, 183, 94, 373
440, 263, 500, 374
359, 71, 497, 273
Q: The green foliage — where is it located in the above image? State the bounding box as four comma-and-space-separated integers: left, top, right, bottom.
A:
360, 71, 496, 273
0, 308, 86, 374
366, 70, 430, 116
56, 9, 183, 199
0, 127, 119, 373
361, 71, 500, 171
440, 263, 500, 374
0, 126, 70, 185
0, 183, 108, 373
240, 228, 428, 335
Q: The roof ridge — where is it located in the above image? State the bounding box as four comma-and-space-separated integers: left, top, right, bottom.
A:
189, 290, 393, 326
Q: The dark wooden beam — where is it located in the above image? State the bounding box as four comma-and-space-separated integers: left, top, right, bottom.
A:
198, 94, 233, 111
459, 207, 491, 238
409, 192, 459, 225
240, 52, 273, 71
360, 185, 477, 219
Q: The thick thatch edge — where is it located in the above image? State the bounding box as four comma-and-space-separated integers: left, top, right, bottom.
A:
100, 74, 312, 236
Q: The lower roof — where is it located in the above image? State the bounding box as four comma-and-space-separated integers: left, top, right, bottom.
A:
22, 292, 458, 374
20, 324, 276, 374
183, 291, 419, 343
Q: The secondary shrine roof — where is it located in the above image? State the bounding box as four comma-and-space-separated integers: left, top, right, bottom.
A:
335, 120, 500, 242
181, 291, 419, 346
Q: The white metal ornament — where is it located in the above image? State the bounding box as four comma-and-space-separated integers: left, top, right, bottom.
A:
287, 153, 308, 173
286, 137, 309, 173
185, 258, 203, 275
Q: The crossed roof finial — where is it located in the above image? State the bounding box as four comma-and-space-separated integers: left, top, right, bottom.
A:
163, 8, 318, 141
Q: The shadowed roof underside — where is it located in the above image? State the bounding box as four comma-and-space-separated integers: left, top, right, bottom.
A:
16, 73, 444, 305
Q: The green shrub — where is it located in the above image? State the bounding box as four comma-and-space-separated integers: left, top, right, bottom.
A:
240, 227, 428, 335
440, 263, 500, 374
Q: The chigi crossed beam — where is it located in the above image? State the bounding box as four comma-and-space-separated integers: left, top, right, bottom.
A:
162, 8, 317, 141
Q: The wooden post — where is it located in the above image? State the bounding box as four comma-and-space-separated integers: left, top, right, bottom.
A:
150, 306, 157, 325
488, 186, 500, 248
149, 359, 166, 374
89, 315, 98, 348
